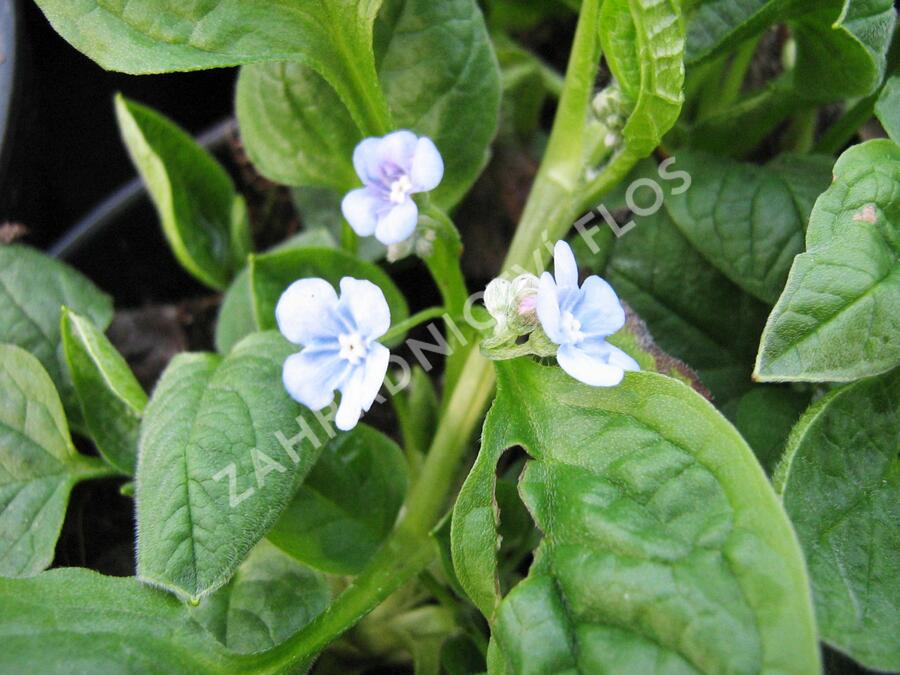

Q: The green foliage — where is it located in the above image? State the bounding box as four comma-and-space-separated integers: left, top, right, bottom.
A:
601, 0, 686, 158
0, 345, 112, 578
0, 568, 240, 672
267, 425, 408, 575
0, 244, 113, 428
237, 0, 501, 209
777, 369, 899, 671
755, 140, 900, 382
115, 95, 250, 290
451, 359, 820, 672
664, 152, 833, 304
191, 541, 330, 654
136, 332, 320, 601
876, 74, 900, 144
60, 308, 146, 475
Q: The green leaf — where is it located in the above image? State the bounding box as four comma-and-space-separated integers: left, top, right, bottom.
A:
249, 246, 409, 338
602, 204, 770, 406
875, 73, 900, 144
191, 540, 330, 654
0, 244, 113, 427
214, 229, 338, 355
755, 139, 900, 382
452, 359, 820, 673
664, 152, 833, 304
136, 332, 321, 601
776, 369, 899, 671
236, 63, 360, 193
601, 0, 686, 158
291, 187, 385, 262
0, 344, 111, 577
60, 308, 147, 475
236, 0, 501, 209
115, 95, 249, 290
732, 386, 811, 474
686, 0, 796, 64
0, 568, 240, 672
267, 425, 407, 575
34, 0, 390, 135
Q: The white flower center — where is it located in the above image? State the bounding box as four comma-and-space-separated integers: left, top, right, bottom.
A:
560, 311, 584, 343
338, 332, 367, 365
388, 174, 413, 204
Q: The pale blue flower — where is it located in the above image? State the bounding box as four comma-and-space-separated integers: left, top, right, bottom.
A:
341, 130, 444, 245
276, 277, 391, 431
537, 241, 639, 386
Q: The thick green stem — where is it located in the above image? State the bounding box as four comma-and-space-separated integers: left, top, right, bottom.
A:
248, 3, 609, 670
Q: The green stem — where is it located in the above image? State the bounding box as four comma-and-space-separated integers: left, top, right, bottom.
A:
73, 455, 121, 481
382, 307, 450, 344
247, 4, 608, 671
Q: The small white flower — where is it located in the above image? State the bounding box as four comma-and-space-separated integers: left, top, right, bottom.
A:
537, 241, 639, 386
276, 277, 391, 431
341, 130, 444, 245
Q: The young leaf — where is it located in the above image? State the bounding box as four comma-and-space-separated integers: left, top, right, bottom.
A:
602, 204, 770, 406
0, 568, 240, 672
191, 541, 330, 654
600, 0, 686, 158
267, 425, 407, 575
136, 332, 321, 601
115, 95, 249, 290
776, 369, 899, 671
34, 0, 389, 135
452, 359, 820, 673
0, 244, 113, 427
249, 246, 409, 337
875, 74, 900, 144
0, 344, 112, 577
664, 152, 833, 304
236, 0, 501, 209
236, 63, 360, 193
755, 139, 900, 382
60, 308, 147, 475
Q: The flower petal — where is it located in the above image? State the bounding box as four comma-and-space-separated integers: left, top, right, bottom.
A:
606, 343, 640, 372
378, 130, 418, 172
576, 275, 626, 336
282, 346, 349, 410
341, 188, 380, 237
553, 240, 579, 289
352, 137, 382, 184
276, 278, 343, 345
410, 137, 444, 192
339, 277, 391, 339
360, 342, 389, 411
536, 271, 564, 344
375, 199, 419, 245
556, 342, 626, 387
335, 367, 366, 431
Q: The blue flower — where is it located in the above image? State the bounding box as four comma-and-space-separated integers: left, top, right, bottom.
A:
276, 277, 391, 431
341, 130, 444, 245
537, 241, 639, 386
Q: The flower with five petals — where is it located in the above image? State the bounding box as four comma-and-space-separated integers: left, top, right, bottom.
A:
276, 277, 391, 431
537, 241, 639, 386
341, 130, 444, 245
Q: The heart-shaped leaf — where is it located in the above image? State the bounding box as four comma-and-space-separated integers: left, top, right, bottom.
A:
136, 332, 321, 601
452, 359, 820, 673
755, 139, 900, 382
776, 368, 899, 671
